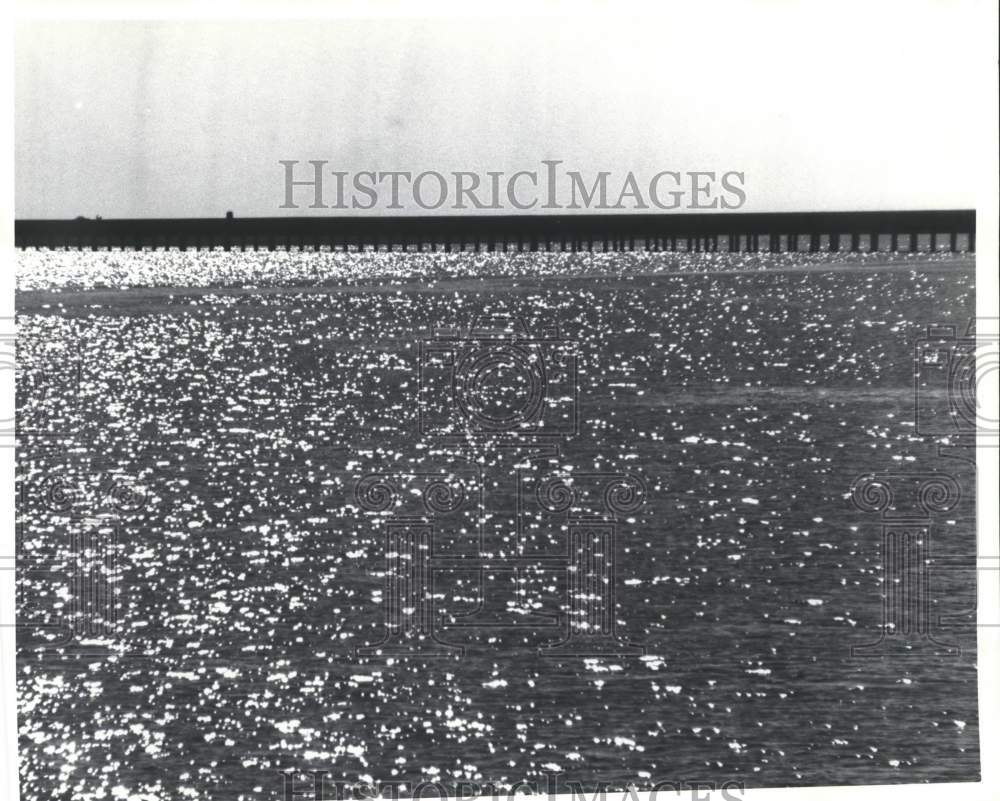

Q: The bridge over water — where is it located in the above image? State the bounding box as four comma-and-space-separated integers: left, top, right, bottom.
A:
15, 209, 975, 254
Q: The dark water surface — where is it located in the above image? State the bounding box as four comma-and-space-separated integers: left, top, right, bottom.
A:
16, 258, 979, 799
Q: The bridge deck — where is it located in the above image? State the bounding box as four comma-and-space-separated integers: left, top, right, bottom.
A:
14, 210, 976, 253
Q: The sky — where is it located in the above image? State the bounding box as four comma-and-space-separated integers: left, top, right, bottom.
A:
14, 6, 988, 218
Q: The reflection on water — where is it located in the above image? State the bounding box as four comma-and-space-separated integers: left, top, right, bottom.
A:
16, 253, 979, 799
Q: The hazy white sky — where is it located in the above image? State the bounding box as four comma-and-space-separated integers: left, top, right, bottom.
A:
14, 6, 987, 218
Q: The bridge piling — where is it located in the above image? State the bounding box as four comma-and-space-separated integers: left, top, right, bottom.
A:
14, 211, 976, 257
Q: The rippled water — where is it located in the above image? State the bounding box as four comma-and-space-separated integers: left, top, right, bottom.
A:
16, 254, 979, 799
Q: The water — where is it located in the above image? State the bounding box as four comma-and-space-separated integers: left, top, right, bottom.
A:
16, 253, 979, 799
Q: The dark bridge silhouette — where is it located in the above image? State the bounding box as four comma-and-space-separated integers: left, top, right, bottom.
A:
15, 210, 975, 253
